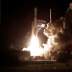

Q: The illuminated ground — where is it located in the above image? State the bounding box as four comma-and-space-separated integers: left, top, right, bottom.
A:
2, 61, 72, 72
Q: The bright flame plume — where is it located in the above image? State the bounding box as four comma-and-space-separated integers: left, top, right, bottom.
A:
22, 35, 44, 56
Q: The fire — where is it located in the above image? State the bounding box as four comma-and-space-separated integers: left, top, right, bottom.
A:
22, 22, 64, 60
22, 34, 57, 58
43, 35, 59, 59
22, 35, 44, 56
21, 8, 64, 61
28, 35, 40, 49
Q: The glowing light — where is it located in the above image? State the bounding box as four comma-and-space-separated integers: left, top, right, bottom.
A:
22, 22, 63, 61
22, 35, 44, 56
41, 24, 45, 28
43, 35, 57, 59
22, 32, 59, 59
28, 35, 40, 48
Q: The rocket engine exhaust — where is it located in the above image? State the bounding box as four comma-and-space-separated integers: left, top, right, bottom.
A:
21, 8, 64, 61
